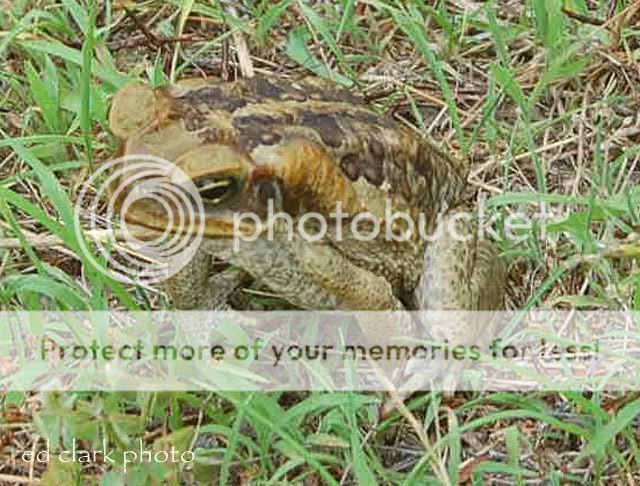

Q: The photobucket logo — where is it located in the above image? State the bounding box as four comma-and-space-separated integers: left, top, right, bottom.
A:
232, 198, 548, 250
74, 155, 204, 284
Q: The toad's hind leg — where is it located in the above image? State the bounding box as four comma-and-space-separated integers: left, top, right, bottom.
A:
407, 209, 506, 392
417, 210, 505, 313
230, 238, 405, 311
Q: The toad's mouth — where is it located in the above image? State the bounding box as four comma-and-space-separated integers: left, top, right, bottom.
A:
118, 198, 260, 239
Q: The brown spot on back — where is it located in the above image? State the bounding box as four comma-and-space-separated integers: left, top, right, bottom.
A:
234, 114, 286, 151
369, 137, 386, 161
361, 136, 386, 186
300, 112, 343, 148
181, 87, 248, 111
340, 154, 361, 181
233, 113, 293, 126
299, 79, 362, 104
247, 77, 288, 100
362, 158, 385, 186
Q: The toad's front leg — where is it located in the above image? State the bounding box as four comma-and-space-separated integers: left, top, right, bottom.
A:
228, 237, 405, 311
228, 236, 417, 388
164, 246, 247, 310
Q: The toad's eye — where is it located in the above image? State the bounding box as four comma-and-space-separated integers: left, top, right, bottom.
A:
196, 177, 238, 204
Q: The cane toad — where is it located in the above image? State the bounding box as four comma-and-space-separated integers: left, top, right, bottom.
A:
108, 75, 505, 323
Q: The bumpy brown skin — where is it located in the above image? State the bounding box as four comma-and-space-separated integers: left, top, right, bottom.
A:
109, 75, 505, 342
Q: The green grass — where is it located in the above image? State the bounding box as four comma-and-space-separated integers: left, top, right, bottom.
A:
1, 0, 640, 483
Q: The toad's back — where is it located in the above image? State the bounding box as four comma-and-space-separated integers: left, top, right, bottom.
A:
160, 76, 468, 216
